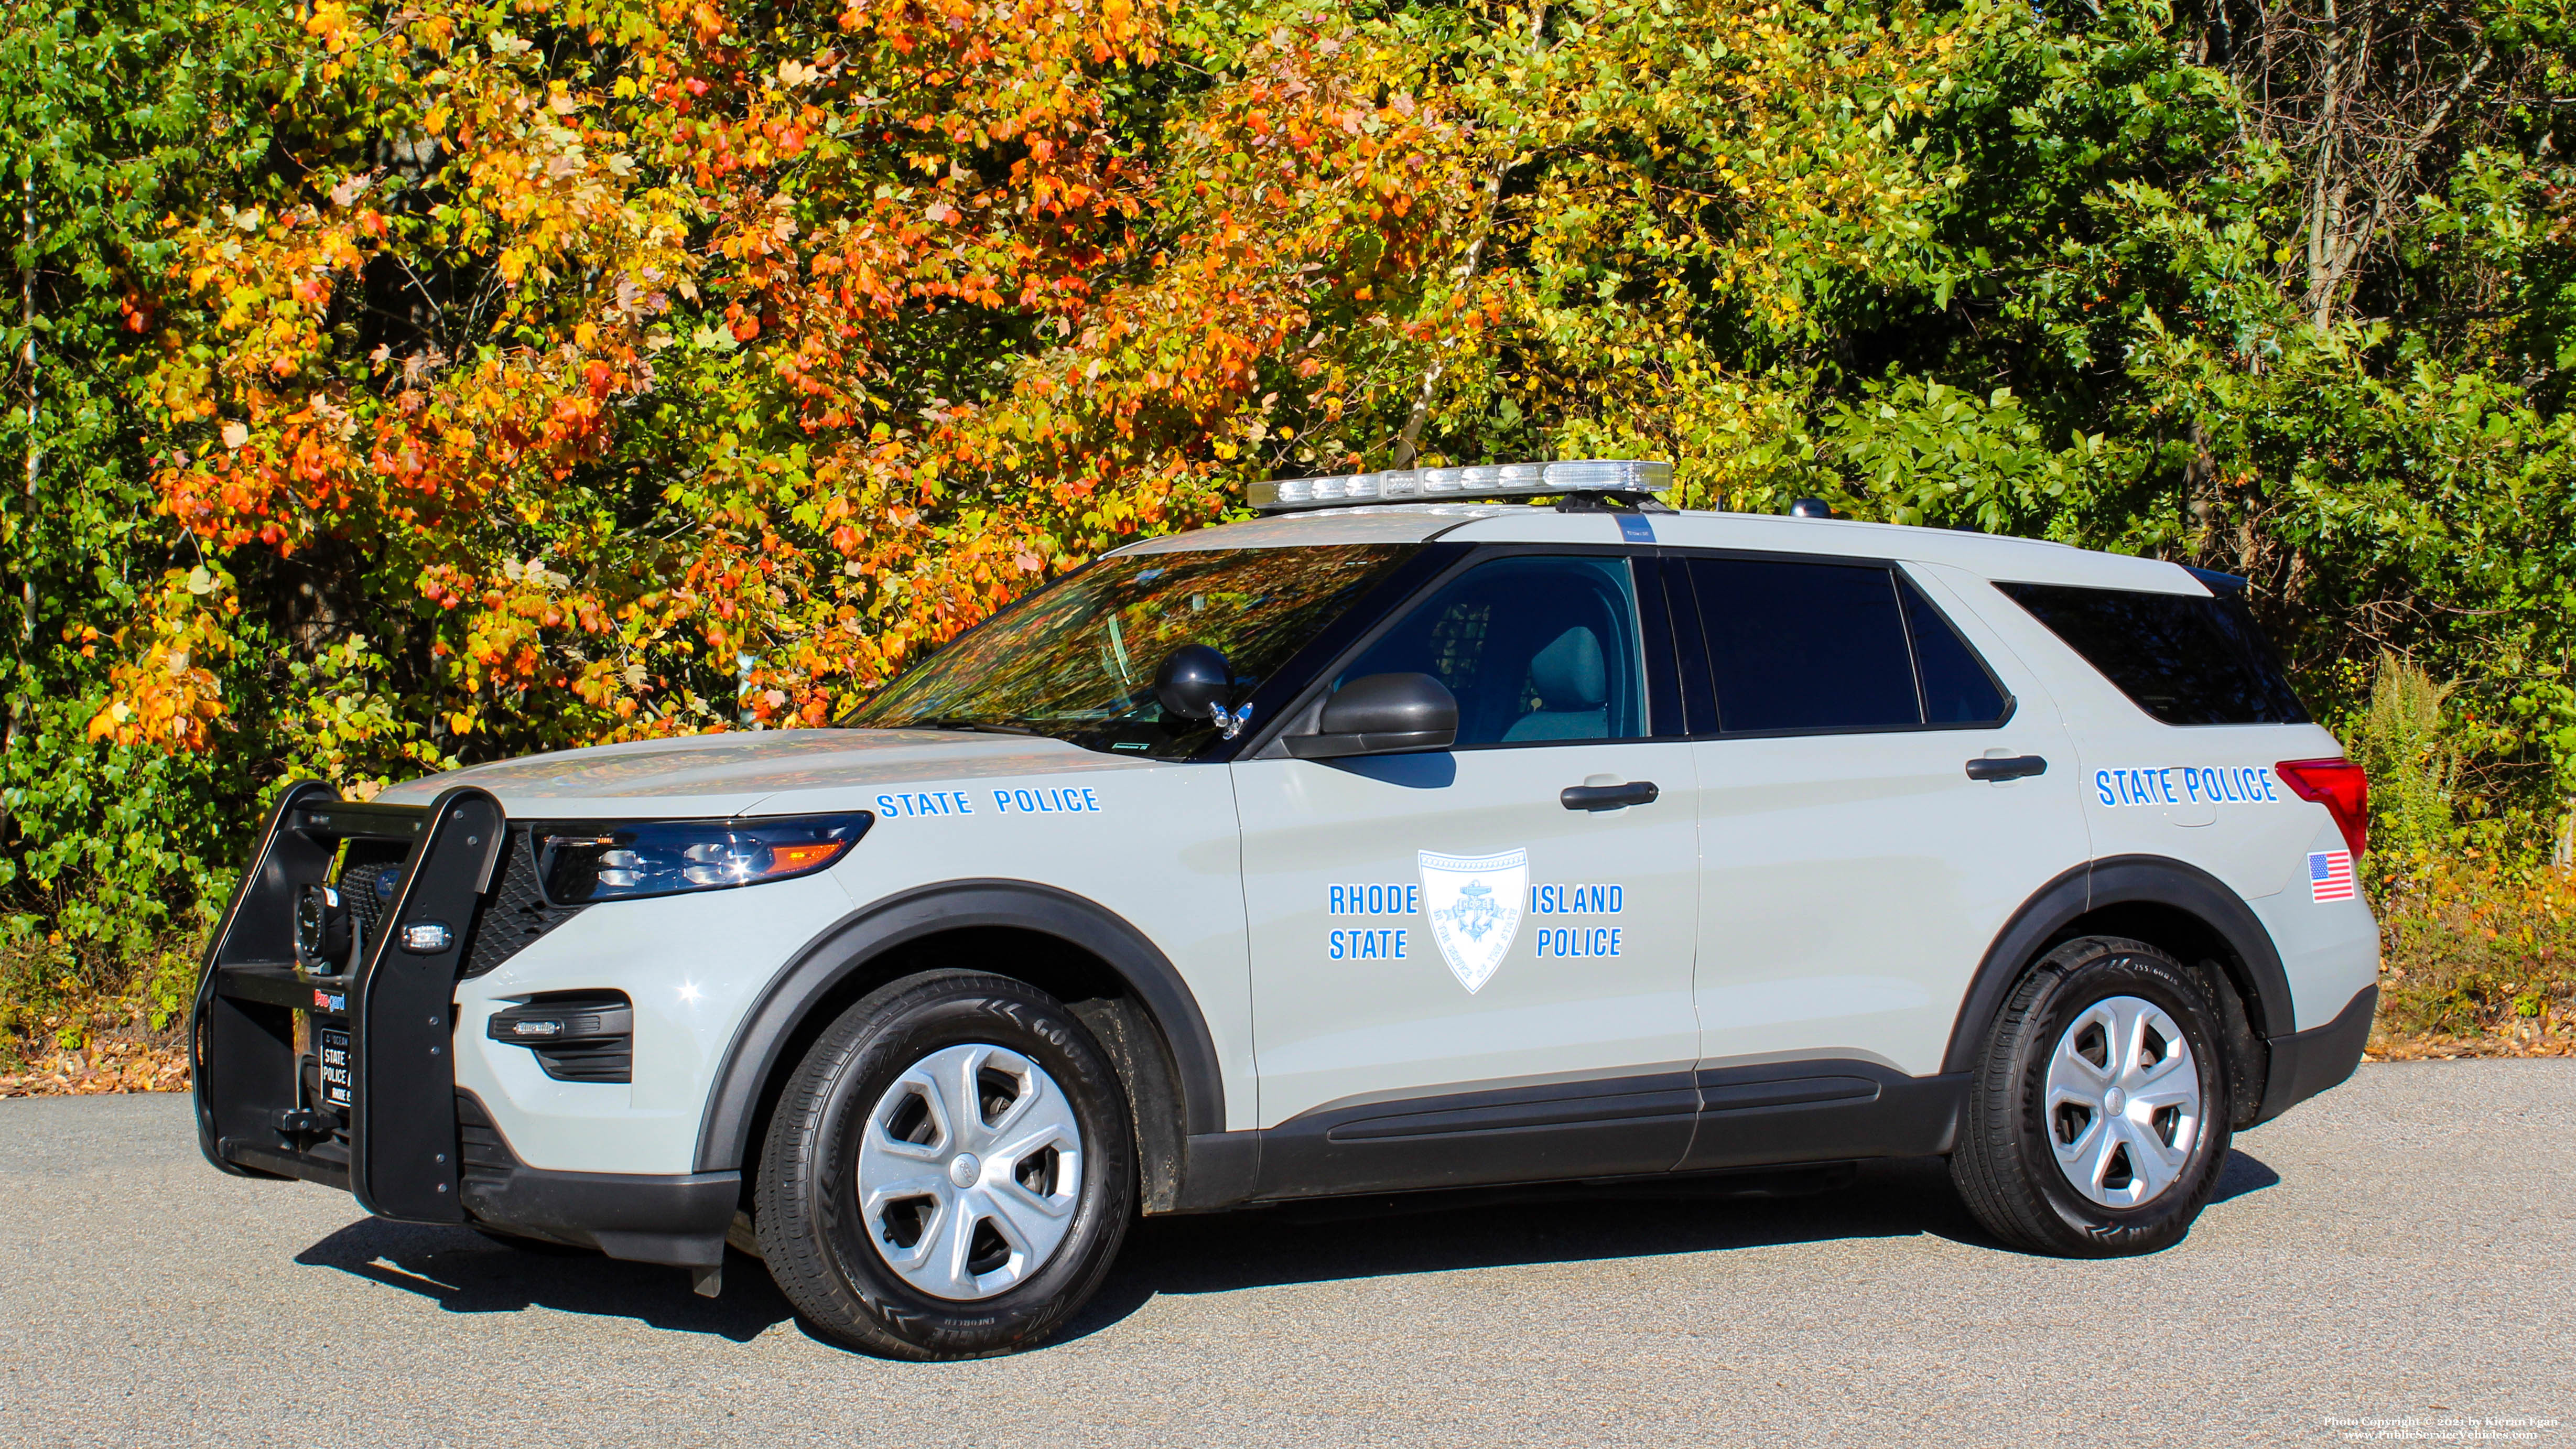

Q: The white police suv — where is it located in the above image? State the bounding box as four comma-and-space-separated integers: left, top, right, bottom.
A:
193, 460, 2379, 1359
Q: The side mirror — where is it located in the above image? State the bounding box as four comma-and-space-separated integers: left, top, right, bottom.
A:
1286, 673, 1458, 759
1153, 644, 1235, 721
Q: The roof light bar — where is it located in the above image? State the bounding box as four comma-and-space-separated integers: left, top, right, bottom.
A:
1250, 459, 1673, 513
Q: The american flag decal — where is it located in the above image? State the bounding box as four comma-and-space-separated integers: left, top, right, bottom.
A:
2308, 851, 2355, 902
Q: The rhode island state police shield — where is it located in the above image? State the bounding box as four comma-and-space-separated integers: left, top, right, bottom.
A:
1417, 848, 1528, 993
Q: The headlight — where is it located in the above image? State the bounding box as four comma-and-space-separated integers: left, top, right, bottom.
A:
535, 813, 873, 904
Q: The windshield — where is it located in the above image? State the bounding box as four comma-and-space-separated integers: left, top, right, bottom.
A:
847, 544, 1421, 756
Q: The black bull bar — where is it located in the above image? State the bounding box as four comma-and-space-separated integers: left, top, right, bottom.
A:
192, 781, 506, 1221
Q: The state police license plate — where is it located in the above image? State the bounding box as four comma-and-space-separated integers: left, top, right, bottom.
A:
318, 1028, 352, 1109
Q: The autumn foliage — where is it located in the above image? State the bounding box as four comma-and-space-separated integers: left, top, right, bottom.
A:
105, 0, 1498, 754
13, 0, 2576, 1076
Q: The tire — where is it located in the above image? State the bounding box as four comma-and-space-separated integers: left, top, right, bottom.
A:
1949, 936, 2234, 1257
754, 969, 1135, 1359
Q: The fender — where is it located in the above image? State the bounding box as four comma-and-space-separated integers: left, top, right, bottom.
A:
692, 878, 1228, 1174
1941, 855, 2295, 1078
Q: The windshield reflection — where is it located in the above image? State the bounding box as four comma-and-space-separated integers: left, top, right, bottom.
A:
847, 544, 1420, 758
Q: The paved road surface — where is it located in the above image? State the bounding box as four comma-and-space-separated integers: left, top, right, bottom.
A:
2, 1062, 2569, 1447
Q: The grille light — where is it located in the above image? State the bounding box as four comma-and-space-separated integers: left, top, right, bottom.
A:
1249, 459, 1672, 512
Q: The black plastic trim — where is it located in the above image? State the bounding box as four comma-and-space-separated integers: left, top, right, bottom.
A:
1941, 855, 2297, 1078
1680, 1061, 1965, 1172
1252, 1072, 1699, 1198
693, 879, 1228, 1173
2256, 983, 2376, 1124
462, 1164, 740, 1267
1174, 1131, 1261, 1212
218, 1137, 352, 1191
1223, 1059, 1966, 1206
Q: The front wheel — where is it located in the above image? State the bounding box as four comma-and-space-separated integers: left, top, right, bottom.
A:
755, 970, 1135, 1359
1949, 936, 2234, 1257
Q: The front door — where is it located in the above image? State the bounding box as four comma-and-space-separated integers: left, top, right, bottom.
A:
1234, 551, 1701, 1194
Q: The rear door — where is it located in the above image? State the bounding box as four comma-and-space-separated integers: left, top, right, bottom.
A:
1676, 553, 2092, 1080
1232, 549, 1702, 1192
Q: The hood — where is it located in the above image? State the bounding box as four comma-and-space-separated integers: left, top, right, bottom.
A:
373, 728, 1141, 819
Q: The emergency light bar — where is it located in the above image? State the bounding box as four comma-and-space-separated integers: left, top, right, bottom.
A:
1250, 459, 1673, 513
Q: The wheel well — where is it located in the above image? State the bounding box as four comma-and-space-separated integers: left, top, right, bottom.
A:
2040, 901, 2271, 1130
733, 925, 1193, 1219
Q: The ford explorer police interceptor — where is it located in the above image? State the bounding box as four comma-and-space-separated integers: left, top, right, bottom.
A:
191, 459, 2378, 1360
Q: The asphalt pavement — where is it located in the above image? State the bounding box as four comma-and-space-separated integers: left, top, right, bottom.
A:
1, 1062, 2569, 1447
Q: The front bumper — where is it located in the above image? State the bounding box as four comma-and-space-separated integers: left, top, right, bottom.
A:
190, 783, 822, 1270
455, 1093, 738, 1265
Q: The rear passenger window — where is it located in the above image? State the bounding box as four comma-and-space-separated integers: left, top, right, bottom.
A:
1996, 581, 2310, 726
1683, 557, 2012, 733
1690, 559, 1920, 732
1903, 576, 2010, 724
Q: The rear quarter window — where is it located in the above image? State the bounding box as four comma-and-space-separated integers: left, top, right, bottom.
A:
1996, 580, 2310, 726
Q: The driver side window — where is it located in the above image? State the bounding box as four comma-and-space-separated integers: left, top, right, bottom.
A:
1338, 555, 1645, 747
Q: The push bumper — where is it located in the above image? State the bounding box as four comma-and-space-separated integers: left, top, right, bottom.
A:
2254, 983, 2376, 1124
191, 782, 737, 1273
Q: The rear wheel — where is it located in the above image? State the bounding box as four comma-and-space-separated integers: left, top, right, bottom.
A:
755, 970, 1135, 1359
1949, 936, 2233, 1257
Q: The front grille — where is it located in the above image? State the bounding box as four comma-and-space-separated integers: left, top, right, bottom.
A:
335, 860, 399, 945
461, 829, 587, 979
456, 1090, 519, 1187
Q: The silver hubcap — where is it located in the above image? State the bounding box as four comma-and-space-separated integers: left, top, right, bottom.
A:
855, 1043, 1084, 1301
2044, 994, 2203, 1208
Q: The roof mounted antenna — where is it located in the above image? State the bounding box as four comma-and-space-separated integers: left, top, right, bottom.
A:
1787, 498, 1835, 518
1249, 459, 1673, 513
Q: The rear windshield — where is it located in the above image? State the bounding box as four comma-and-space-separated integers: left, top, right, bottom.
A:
1995, 581, 2309, 726
847, 544, 1420, 756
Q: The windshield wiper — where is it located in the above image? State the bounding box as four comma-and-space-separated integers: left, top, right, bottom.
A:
904, 716, 1042, 736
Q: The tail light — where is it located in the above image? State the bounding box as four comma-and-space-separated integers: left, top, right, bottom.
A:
2275, 758, 2368, 858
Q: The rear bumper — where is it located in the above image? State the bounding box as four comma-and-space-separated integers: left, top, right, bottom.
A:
2255, 982, 2375, 1124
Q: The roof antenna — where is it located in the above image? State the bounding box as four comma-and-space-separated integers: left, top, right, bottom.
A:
1787, 498, 1834, 518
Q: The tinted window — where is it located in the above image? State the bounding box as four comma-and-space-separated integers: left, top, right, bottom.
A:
1340, 555, 1643, 746
1902, 576, 2010, 724
1997, 581, 2310, 726
1690, 559, 1919, 731
851, 544, 1419, 756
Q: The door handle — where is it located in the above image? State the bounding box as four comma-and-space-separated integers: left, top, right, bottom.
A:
1964, 755, 2048, 782
1561, 781, 1659, 811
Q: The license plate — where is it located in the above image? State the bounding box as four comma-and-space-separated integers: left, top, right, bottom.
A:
318, 1028, 352, 1109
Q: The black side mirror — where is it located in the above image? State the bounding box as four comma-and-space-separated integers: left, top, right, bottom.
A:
1286, 673, 1458, 759
1154, 643, 1237, 726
